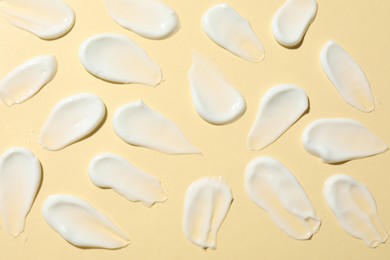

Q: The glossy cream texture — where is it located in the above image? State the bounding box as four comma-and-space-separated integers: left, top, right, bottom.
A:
0, 148, 41, 237
324, 174, 388, 248
43, 194, 130, 249
272, 0, 317, 47
321, 41, 374, 112
40, 93, 106, 151
248, 84, 308, 150
245, 157, 321, 240
89, 153, 167, 207
113, 100, 199, 154
80, 34, 162, 86
0, 55, 57, 106
188, 54, 246, 125
202, 3, 264, 62
302, 118, 387, 163
0, 0, 75, 40
183, 177, 233, 249
104, 0, 179, 39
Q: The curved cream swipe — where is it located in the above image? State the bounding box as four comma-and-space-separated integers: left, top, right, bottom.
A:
40, 93, 106, 151
248, 84, 308, 150
302, 118, 387, 163
113, 100, 200, 155
89, 153, 167, 207
0, 0, 75, 40
43, 194, 130, 249
245, 157, 321, 240
202, 3, 264, 62
188, 54, 246, 125
0, 55, 57, 106
321, 40, 374, 112
323, 174, 388, 248
79, 34, 162, 86
104, 0, 179, 39
0, 147, 41, 237
272, 0, 317, 47
183, 177, 233, 249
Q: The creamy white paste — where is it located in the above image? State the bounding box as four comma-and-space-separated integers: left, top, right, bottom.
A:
183, 177, 233, 249
202, 3, 264, 62
302, 118, 387, 163
79, 33, 162, 86
40, 93, 106, 151
245, 157, 321, 240
248, 84, 308, 150
323, 174, 388, 248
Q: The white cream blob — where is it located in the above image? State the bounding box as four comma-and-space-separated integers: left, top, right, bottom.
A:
323, 174, 388, 248
0, 0, 75, 40
248, 84, 308, 150
0, 147, 41, 237
183, 177, 233, 249
40, 93, 106, 151
302, 118, 387, 163
321, 41, 375, 112
202, 3, 265, 62
43, 194, 130, 249
0, 55, 57, 106
89, 153, 167, 207
79, 34, 162, 86
245, 157, 321, 240
272, 0, 317, 47
113, 100, 200, 155
104, 0, 179, 39
188, 54, 246, 125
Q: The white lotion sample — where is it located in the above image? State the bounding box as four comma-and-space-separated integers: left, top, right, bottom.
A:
272, 0, 317, 47
0, 55, 57, 106
245, 157, 321, 240
104, 0, 179, 39
0, 0, 75, 40
183, 177, 233, 249
302, 118, 387, 163
89, 153, 167, 207
324, 174, 388, 248
113, 100, 199, 155
248, 84, 308, 150
202, 3, 265, 62
40, 93, 106, 151
0, 148, 41, 237
321, 41, 374, 112
79, 34, 162, 86
43, 194, 130, 249
188, 54, 246, 125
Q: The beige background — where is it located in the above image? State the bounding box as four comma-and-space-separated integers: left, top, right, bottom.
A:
0, 0, 389, 259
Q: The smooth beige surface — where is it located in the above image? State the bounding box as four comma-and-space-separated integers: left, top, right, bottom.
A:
0, 0, 389, 259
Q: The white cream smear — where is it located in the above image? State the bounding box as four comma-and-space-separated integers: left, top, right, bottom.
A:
245, 157, 321, 240
272, 0, 317, 47
183, 177, 233, 249
89, 153, 167, 207
43, 194, 130, 249
0, 0, 75, 40
0, 55, 57, 106
0, 147, 41, 237
113, 100, 199, 155
40, 93, 106, 151
104, 0, 179, 39
323, 174, 388, 248
321, 41, 375, 112
79, 34, 162, 86
248, 84, 308, 150
202, 3, 265, 62
302, 118, 387, 163
188, 54, 246, 125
